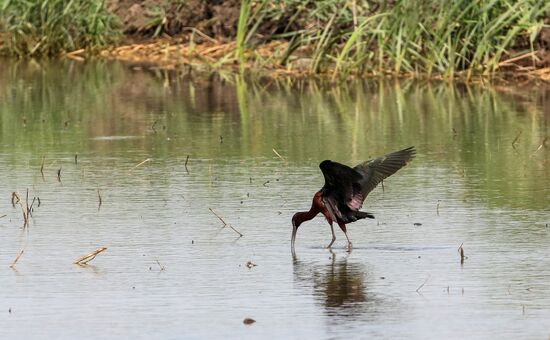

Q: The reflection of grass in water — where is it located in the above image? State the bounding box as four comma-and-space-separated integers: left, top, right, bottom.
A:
0, 62, 548, 209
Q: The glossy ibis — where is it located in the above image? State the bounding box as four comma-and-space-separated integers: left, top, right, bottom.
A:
291, 146, 416, 251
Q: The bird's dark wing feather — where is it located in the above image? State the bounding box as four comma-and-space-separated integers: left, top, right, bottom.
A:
319, 160, 362, 209
353, 146, 416, 200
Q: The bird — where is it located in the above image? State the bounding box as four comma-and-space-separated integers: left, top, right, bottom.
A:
291, 146, 416, 252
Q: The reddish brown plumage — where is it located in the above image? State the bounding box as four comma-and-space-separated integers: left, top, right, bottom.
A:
291, 192, 330, 228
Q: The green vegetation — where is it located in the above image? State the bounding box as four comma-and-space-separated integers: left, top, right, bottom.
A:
1, 0, 549, 78
236, 0, 550, 78
0, 0, 119, 57
236, 0, 251, 73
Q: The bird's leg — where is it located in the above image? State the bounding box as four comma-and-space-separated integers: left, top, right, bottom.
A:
338, 223, 352, 251
326, 223, 336, 248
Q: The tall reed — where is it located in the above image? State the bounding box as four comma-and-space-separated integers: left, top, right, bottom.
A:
236, 0, 251, 73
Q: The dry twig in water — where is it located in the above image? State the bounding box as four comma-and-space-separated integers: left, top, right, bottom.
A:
74, 247, 107, 265
11, 192, 19, 207
97, 189, 103, 210
185, 155, 190, 173
131, 158, 151, 171
458, 243, 467, 264
155, 260, 166, 271
512, 131, 522, 149
13, 191, 29, 227
209, 208, 243, 237
416, 274, 431, 293
40, 156, 45, 180
272, 148, 286, 161
10, 250, 24, 269
532, 137, 549, 155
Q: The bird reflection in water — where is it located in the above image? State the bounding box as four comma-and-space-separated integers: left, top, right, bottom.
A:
292, 251, 375, 318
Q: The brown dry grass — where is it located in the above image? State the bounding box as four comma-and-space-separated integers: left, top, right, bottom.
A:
97, 37, 550, 81
99, 38, 313, 77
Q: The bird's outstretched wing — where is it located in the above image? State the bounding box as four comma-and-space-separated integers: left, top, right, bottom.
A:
353, 146, 416, 200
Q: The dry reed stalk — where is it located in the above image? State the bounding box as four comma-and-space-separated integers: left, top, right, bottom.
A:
208, 208, 243, 237
458, 243, 466, 264
184, 155, 190, 173
40, 156, 45, 179
9, 249, 24, 269
155, 260, 166, 271
66, 48, 85, 57
201, 43, 234, 56
11, 192, 19, 207
272, 148, 286, 161
416, 274, 431, 293
74, 247, 107, 265
25, 189, 29, 215
65, 54, 85, 61
181, 27, 219, 44
13, 191, 29, 227
512, 131, 522, 149
497, 51, 539, 67
97, 189, 102, 209
131, 158, 151, 170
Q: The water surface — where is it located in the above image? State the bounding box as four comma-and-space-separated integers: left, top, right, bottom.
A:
0, 60, 549, 339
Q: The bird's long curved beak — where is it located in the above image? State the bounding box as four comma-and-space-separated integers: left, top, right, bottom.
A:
291, 221, 297, 252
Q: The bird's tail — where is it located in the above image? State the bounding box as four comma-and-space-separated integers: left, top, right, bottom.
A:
355, 211, 375, 220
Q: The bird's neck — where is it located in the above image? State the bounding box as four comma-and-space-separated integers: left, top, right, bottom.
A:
294, 209, 319, 224
294, 193, 323, 225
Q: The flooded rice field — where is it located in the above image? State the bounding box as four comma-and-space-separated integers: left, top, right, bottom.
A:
0, 60, 549, 339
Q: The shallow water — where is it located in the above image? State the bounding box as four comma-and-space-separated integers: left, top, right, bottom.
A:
0, 60, 549, 339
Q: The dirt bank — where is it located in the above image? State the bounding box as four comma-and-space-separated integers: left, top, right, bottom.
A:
106, 0, 242, 40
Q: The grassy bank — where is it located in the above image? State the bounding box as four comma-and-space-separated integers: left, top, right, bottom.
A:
1, 0, 550, 79
0, 0, 118, 56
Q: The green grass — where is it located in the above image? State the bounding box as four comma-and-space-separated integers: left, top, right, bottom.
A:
1, 0, 549, 79
240, 0, 550, 79
0, 0, 119, 57
236, 0, 251, 73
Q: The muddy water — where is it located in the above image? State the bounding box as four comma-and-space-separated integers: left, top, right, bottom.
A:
0, 60, 549, 339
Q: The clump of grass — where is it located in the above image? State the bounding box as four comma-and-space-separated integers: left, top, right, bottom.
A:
241, 0, 550, 78
0, 0, 120, 57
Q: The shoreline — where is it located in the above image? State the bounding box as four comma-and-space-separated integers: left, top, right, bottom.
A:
92, 36, 550, 82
